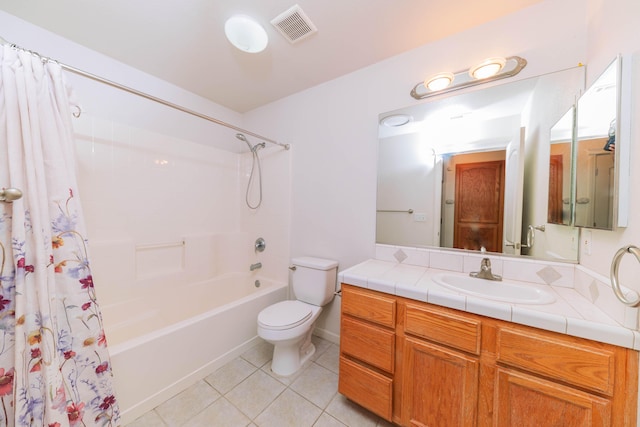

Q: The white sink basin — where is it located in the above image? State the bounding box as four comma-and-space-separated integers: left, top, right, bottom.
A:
432, 273, 556, 305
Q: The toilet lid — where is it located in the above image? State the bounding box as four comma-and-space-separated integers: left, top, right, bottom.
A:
258, 300, 313, 330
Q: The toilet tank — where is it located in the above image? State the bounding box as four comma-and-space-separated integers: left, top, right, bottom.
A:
291, 257, 339, 306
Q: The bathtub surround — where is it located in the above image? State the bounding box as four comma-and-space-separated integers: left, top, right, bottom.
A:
0, 46, 119, 425
70, 113, 291, 423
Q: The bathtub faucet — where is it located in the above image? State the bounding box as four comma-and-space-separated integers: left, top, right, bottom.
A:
250, 262, 262, 271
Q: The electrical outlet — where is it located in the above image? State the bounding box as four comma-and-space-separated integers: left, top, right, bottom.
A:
582, 230, 592, 256
414, 213, 427, 222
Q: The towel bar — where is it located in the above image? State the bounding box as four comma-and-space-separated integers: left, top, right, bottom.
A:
376, 209, 414, 214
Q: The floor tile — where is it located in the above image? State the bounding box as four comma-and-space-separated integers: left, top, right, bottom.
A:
182, 397, 251, 427
253, 388, 323, 427
315, 344, 339, 373
155, 380, 220, 426
376, 417, 395, 427
313, 412, 347, 427
242, 339, 273, 368
311, 336, 333, 360
205, 357, 257, 394
124, 336, 387, 427
226, 369, 286, 419
325, 394, 380, 427
125, 410, 167, 427
290, 363, 338, 409
261, 358, 309, 386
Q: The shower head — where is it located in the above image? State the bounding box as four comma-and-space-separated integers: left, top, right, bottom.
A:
236, 133, 266, 152
236, 133, 253, 151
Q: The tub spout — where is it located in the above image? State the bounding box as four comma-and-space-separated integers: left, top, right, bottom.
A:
250, 262, 262, 271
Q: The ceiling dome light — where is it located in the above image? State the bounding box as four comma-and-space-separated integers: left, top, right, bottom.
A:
380, 114, 412, 127
224, 15, 268, 53
469, 57, 507, 79
425, 72, 454, 91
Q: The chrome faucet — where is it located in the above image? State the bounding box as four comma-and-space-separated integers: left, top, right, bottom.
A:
469, 248, 502, 281
250, 262, 262, 271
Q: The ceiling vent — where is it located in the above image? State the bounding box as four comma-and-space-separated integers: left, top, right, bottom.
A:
270, 5, 317, 44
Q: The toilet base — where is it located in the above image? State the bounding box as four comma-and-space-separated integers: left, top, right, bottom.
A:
270, 330, 316, 377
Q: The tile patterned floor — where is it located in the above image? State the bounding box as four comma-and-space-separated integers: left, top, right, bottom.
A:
125, 336, 393, 427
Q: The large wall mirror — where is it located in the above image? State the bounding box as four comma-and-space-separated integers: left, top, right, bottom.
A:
377, 66, 584, 262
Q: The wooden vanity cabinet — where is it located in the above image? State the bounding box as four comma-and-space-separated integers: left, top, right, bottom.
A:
339, 285, 396, 421
338, 284, 639, 427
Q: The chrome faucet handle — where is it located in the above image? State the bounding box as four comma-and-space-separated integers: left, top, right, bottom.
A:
470, 256, 502, 281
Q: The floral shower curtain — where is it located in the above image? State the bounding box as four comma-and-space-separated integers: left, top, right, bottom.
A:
0, 45, 120, 426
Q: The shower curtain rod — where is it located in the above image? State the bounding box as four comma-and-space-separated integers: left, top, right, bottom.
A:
0, 36, 290, 150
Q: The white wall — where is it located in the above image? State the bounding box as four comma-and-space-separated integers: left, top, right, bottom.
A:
244, 0, 588, 337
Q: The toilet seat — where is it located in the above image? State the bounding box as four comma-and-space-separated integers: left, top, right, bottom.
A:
258, 300, 313, 331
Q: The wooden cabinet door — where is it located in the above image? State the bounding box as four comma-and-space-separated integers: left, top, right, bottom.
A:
402, 337, 479, 427
494, 368, 612, 427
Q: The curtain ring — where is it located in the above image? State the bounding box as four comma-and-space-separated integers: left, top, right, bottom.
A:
71, 105, 82, 118
610, 245, 640, 307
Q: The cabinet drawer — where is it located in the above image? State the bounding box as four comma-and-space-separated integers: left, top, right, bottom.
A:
405, 303, 481, 355
339, 356, 393, 421
342, 285, 395, 328
341, 316, 395, 373
497, 327, 616, 395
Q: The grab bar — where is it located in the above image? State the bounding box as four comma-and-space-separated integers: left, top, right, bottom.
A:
135, 240, 185, 250
0, 187, 23, 202
610, 245, 640, 307
376, 209, 414, 214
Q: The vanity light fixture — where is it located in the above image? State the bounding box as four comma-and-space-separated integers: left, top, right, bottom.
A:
411, 56, 527, 100
225, 15, 269, 53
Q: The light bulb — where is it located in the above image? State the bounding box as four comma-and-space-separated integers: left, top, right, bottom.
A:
425, 72, 454, 91
469, 57, 506, 79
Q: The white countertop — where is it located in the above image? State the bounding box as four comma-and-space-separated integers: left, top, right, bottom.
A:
339, 259, 640, 350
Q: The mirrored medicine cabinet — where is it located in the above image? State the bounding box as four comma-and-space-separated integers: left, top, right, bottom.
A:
377, 66, 585, 263
548, 55, 630, 230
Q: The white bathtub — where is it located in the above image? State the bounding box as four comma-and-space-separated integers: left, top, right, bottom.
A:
101, 273, 287, 424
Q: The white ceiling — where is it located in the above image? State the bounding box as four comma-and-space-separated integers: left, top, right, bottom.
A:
0, 0, 543, 113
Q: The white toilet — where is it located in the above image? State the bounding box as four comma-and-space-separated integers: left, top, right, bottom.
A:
257, 256, 338, 376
